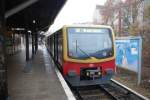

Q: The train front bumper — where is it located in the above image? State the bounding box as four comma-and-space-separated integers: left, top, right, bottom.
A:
66, 69, 115, 86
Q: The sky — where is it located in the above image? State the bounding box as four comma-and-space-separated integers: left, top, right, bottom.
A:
46, 0, 107, 35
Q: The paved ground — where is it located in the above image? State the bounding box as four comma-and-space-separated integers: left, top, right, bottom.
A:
7, 46, 68, 100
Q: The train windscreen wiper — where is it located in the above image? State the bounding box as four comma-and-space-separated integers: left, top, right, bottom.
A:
75, 40, 91, 59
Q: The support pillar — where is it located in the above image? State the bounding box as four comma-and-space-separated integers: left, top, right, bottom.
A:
0, 0, 8, 99
35, 33, 38, 53
12, 33, 15, 54
25, 32, 29, 61
32, 33, 35, 58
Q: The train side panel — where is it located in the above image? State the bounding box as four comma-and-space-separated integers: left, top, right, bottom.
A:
47, 29, 63, 71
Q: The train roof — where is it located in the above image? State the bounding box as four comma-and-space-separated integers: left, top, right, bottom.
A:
46, 24, 113, 37
63, 24, 112, 29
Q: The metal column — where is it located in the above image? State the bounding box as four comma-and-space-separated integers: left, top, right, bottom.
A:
0, 0, 8, 99
32, 33, 35, 58
12, 33, 15, 54
25, 32, 29, 61
35, 33, 38, 54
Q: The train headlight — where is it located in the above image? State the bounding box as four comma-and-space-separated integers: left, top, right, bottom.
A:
98, 72, 101, 76
86, 72, 90, 76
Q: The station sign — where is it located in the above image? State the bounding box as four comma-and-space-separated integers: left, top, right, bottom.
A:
68, 27, 109, 34
115, 36, 142, 85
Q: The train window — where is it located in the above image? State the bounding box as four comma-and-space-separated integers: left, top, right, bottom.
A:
67, 27, 114, 59
58, 33, 63, 66
54, 34, 58, 61
50, 36, 54, 56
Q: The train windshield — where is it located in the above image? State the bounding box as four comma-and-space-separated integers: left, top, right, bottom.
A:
67, 27, 114, 59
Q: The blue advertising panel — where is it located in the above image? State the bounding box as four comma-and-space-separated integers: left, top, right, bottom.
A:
115, 36, 142, 84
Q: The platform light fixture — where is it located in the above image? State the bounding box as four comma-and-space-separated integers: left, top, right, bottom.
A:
33, 20, 36, 24
11, 28, 25, 31
28, 30, 32, 33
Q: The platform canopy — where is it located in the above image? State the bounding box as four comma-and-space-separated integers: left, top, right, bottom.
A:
5, 0, 66, 32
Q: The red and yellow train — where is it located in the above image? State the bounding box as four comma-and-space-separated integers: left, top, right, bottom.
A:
46, 25, 116, 86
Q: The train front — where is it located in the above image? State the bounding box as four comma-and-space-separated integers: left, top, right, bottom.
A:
63, 26, 116, 86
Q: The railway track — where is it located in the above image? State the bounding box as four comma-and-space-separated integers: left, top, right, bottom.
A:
73, 85, 112, 100
72, 79, 149, 100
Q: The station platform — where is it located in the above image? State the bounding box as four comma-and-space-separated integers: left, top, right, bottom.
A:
7, 45, 68, 100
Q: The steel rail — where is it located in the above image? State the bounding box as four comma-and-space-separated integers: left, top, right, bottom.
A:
110, 79, 149, 100
72, 79, 149, 100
